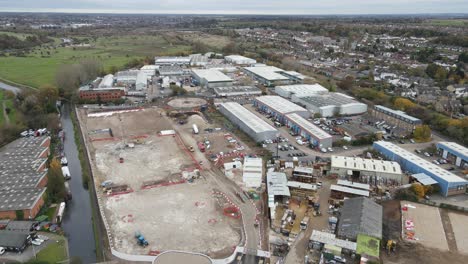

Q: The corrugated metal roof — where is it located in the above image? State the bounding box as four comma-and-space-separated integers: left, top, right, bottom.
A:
286, 113, 332, 140
192, 69, 233, 83
244, 66, 289, 81
256, 96, 307, 115
375, 105, 421, 123
437, 142, 468, 160
310, 230, 357, 251
331, 156, 402, 175
374, 141, 467, 183
220, 102, 277, 134
330, 185, 369, 197
412, 173, 438, 185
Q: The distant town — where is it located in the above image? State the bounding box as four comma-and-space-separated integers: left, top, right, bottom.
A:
0, 12, 467, 264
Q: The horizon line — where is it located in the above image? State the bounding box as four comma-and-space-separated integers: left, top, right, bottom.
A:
1, 9, 468, 16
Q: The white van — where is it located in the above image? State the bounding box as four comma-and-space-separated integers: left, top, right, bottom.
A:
0, 247, 5, 255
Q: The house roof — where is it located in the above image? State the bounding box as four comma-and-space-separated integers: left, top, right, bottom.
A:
337, 197, 383, 240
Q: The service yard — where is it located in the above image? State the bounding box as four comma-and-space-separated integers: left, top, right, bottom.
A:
401, 201, 449, 251
78, 107, 242, 257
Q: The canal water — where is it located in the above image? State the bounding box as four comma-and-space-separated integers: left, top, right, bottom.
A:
60, 104, 97, 263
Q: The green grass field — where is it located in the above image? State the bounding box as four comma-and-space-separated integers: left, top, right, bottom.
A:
0, 35, 191, 88
0, 31, 35, 40
427, 19, 468, 27
34, 236, 68, 263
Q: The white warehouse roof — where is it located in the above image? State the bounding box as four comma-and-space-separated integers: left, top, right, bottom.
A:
256, 96, 307, 115
331, 156, 402, 175
336, 180, 371, 191
219, 102, 277, 134
286, 113, 332, 140
310, 230, 357, 251
225, 55, 257, 65
98, 74, 114, 88
437, 142, 468, 158
275, 84, 328, 98
192, 69, 233, 83
330, 185, 370, 197
244, 66, 289, 81
374, 141, 467, 183
267, 172, 290, 196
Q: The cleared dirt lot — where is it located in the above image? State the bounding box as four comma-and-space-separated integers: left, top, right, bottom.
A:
448, 212, 468, 254
80, 107, 241, 257
401, 201, 448, 251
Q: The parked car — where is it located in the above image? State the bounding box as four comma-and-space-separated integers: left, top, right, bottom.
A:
415, 149, 422, 154
424, 152, 431, 157
410, 139, 415, 143
32, 240, 42, 246
432, 160, 440, 165
0, 247, 5, 255
37, 235, 49, 241
321, 148, 327, 153
342, 146, 348, 150
328, 147, 334, 152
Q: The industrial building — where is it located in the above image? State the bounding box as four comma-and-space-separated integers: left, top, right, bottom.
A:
225, 55, 257, 65
275, 84, 328, 99
371, 105, 422, 133
267, 172, 290, 219
243, 157, 263, 188
330, 185, 370, 199
154, 56, 191, 66
189, 54, 209, 67
0, 136, 50, 220
281, 71, 311, 84
98, 74, 114, 88
213, 86, 262, 97
285, 113, 333, 148
0, 230, 31, 252
140, 65, 159, 76
292, 166, 315, 183
254, 96, 309, 123
158, 65, 186, 76
191, 69, 233, 88
337, 197, 382, 241
437, 142, 468, 168
287, 181, 317, 198
373, 141, 468, 196
79, 86, 125, 102
330, 156, 403, 185
219, 102, 278, 142
309, 230, 357, 254
295, 93, 367, 117
136, 71, 150, 91
115, 69, 139, 84
243, 66, 291, 87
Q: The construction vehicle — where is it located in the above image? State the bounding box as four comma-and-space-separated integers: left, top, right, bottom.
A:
386, 240, 396, 254
135, 231, 149, 247
188, 146, 195, 152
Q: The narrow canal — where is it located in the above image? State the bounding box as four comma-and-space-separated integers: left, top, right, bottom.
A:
60, 104, 97, 263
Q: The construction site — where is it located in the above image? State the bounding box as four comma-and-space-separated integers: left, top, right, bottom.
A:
77, 106, 245, 258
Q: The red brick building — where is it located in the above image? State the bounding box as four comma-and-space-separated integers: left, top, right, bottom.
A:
79, 86, 126, 102
0, 136, 51, 220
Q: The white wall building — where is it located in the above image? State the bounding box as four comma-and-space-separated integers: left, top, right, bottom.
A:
192, 69, 233, 88
243, 66, 291, 87
98, 74, 114, 88
296, 92, 367, 117
219, 102, 278, 142
225, 55, 257, 65
140, 65, 159, 76
243, 157, 263, 188
331, 156, 403, 185
275, 84, 329, 99
154, 56, 191, 66
254, 95, 310, 122
136, 71, 150, 91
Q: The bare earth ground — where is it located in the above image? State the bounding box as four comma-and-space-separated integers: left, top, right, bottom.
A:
80, 107, 241, 257
448, 212, 468, 254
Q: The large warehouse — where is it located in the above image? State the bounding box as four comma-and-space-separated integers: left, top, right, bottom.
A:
437, 142, 468, 168
243, 66, 291, 87
330, 156, 403, 185
213, 86, 262, 97
275, 84, 329, 99
373, 141, 468, 196
285, 113, 332, 148
225, 55, 257, 65
254, 95, 310, 123
219, 102, 278, 142
154, 56, 191, 66
242, 157, 263, 188
295, 92, 367, 117
192, 69, 233, 88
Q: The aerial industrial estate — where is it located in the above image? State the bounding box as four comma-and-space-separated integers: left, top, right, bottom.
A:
0, 8, 468, 264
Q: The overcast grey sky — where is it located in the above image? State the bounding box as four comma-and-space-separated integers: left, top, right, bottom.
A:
1, 0, 467, 14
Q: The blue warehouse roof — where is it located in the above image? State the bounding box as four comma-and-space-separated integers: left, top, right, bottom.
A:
437, 142, 468, 161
